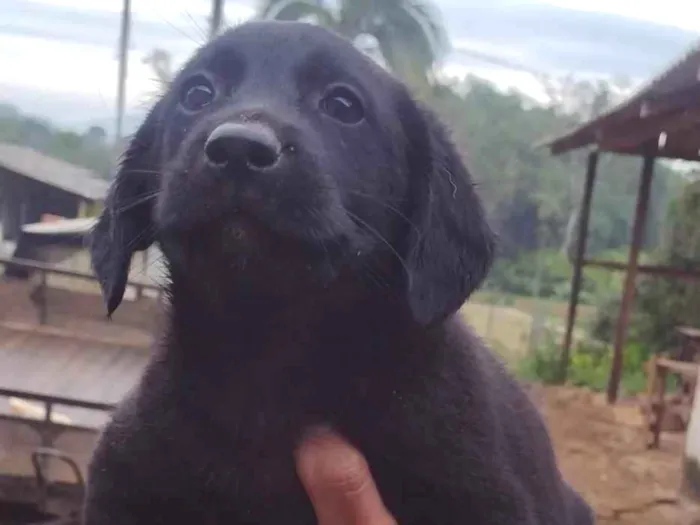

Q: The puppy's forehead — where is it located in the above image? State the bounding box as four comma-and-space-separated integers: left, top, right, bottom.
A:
220, 21, 354, 53
194, 21, 382, 87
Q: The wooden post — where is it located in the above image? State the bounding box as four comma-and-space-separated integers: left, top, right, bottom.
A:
115, 0, 132, 142
210, 0, 224, 40
559, 151, 599, 382
38, 269, 48, 325
607, 152, 656, 403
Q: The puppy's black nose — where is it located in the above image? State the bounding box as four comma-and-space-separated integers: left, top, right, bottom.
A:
204, 122, 281, 170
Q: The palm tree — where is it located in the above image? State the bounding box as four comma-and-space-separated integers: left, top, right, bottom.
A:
142, 48, 173, 92
256, 0, 448, 90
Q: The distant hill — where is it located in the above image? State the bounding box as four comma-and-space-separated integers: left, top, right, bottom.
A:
0, 102, 116, 179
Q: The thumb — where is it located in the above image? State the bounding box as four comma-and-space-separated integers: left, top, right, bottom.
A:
295, 429, 396, 525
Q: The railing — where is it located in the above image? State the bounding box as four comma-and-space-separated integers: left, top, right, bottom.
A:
0, 387, 115, 439
0, 256, 162, 325
0, 388, 114, 415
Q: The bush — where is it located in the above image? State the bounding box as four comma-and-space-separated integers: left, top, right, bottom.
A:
486, 248, 623, 304
591, 179, 700, 354
516, 338, 561, 384
516, 338, 650, 395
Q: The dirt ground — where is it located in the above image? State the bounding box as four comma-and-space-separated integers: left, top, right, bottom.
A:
532, 384, 700, 524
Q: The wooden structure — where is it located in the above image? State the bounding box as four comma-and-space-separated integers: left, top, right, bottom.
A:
3, 218, 95, 280
539, 40, 700, 404
0, 257, 158, 504
684, 371, 700, 503
0, 257, 160, 347
0, 143, 108, 242
646, 326, 700, 448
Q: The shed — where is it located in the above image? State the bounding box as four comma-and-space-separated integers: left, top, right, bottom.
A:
538, 39, 700, 404
0, 143, 109, 242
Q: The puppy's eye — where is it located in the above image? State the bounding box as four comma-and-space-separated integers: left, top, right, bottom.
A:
320, 85, 364, 124
180, 75, 215, 112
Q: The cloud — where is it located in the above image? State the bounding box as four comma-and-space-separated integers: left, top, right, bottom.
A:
440, 3, 699, 77
540, 0, 700, 33
0, 83, 128, 130
0, 0, 698, 132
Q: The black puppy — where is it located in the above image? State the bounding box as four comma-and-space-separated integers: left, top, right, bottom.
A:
86, 20, 593, 525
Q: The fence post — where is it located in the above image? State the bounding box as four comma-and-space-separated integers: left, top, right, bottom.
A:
560, 150, 599, 382
38, 270, 48, 325
485, 301, 496, 343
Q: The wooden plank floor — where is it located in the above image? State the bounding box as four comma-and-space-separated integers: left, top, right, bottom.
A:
0, 326, 150, 428
0, 278, 161, 348
0, 279, 158, 428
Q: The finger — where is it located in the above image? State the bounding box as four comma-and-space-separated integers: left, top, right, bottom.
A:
295, 429, 396, 525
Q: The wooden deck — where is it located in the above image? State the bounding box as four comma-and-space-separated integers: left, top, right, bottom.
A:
0, 278, 161, 349
0, 260, 166, 491
0, 327, 149, 424
0, 417, 100, 482
0, 277, 159, 428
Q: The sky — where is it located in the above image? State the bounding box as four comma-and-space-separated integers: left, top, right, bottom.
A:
0, 0, 699, 135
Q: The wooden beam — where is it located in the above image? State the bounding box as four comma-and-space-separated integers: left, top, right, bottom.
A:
0, 256, 160, 292
655, 357, 700, 378
548, 129, 597, 156
640, 83, 700, 117
607, 152, 655, 404
600, 145, 700, 163
599, 109, 700, 152
582, 259, 700, 281
0, 387, 115, 412
560, 151, 598, 382
540, 83, 700, 157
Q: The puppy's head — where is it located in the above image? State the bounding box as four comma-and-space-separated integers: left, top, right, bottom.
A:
89, 21, 495, 324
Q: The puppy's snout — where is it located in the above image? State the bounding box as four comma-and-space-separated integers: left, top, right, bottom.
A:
204, 122, 282, 171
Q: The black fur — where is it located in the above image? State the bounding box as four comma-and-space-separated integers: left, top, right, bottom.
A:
85, 21, 593, 525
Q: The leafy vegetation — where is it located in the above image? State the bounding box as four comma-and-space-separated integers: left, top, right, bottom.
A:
428, 77, 681, 262
591, 178, 700, 353
0, 103, 114, 178
257, 0, 448, 90
517, 337, 650, 395
515, 178, 700, 394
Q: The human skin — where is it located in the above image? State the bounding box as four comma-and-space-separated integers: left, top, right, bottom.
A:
295, 429, 397, 525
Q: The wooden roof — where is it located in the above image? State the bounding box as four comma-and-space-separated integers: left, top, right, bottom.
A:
0, 143, 109, 201
540, 40, 700, 162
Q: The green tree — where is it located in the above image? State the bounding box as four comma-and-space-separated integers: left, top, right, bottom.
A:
256, 0, 448, 90
592, 177, 700, 349
427, 75, 679, 264
0, 103, 114, 178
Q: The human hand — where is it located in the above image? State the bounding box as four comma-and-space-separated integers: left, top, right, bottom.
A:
295, 428, 397, 525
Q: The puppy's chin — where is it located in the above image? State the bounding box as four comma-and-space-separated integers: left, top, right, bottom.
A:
158, 214, 343, 301
222, 214, 275, 251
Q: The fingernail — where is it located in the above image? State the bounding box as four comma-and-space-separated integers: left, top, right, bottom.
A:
300, 425, 336, 445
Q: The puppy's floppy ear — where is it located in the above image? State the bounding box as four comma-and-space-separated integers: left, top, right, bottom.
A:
88, 104, 162, 316
401, 99, 496, 325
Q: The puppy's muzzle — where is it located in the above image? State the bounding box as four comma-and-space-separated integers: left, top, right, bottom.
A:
204, 122, 282, 171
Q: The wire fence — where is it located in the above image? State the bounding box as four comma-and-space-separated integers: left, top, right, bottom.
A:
462, 286, 594, 364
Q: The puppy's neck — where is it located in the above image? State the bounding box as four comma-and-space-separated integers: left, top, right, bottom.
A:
164, 272, 418, 362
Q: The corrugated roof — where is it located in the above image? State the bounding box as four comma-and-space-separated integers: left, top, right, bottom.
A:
0, 143, 109, 201
539, 39, 700, 161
